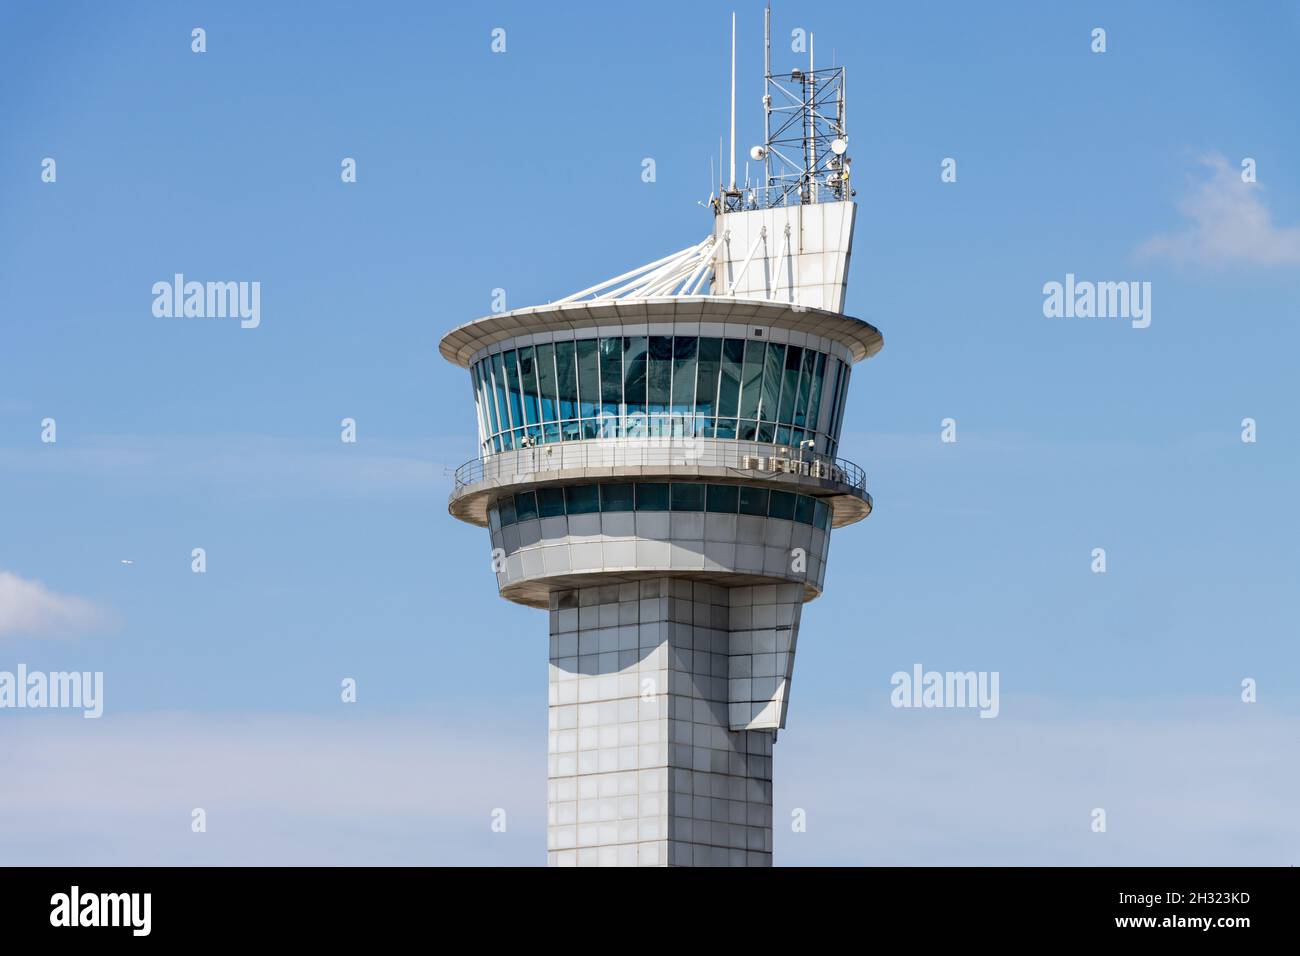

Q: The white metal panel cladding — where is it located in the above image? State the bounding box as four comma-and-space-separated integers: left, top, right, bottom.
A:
711, 201, 856, 313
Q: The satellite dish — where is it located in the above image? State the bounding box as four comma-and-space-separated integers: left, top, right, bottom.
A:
831, 138, 848, 155
750, 145, 766, 161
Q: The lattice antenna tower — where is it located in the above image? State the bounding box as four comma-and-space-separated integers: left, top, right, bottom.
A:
720, 5, 852, 214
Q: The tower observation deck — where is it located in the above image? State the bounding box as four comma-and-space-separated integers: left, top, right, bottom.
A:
440, 9, 882, 867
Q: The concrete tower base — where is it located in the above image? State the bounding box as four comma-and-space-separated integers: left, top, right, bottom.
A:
547, 578, 805, 866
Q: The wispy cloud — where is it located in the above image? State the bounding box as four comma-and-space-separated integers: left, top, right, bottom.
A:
1, 699, 1294, 865
0, 570, 112, 639
776, 698, 1300, 865
0, 434, 469, 499
0, 712, 541, 865
1137, 153, 1300, 267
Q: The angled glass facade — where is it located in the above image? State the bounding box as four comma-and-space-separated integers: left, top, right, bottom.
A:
492, 481, 832, 533
471, 336, 851, 459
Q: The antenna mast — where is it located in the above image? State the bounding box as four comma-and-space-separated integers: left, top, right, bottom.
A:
729, 11, 736, 192
744, 7, 851, 211
806, 32, 816, 204
763, 4, 771, 198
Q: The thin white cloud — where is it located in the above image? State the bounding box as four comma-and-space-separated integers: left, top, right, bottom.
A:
776, 698, 1300, 865
0, 700, 1294, 865
0, 712, 542, 865
0, 434, 465, 499
1137, 153, 1300, 267
0, 570, 111, 639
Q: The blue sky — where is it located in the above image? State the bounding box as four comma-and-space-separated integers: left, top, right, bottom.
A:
1, 0, 1297, 865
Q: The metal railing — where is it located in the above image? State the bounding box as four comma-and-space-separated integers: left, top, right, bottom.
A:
451, 439, 866, 494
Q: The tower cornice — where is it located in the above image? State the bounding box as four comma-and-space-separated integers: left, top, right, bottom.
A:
439, 297, 882, 370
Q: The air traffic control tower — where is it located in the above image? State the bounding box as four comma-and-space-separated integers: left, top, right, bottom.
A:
440, 11, 882, 866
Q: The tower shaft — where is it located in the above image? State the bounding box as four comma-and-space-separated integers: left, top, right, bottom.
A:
548, 579, 804, 866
